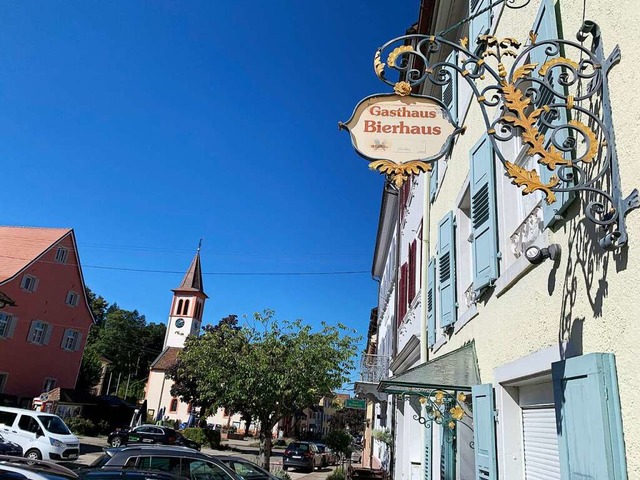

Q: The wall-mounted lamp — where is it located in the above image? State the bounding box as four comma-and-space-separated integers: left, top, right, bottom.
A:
524, 244, 561, 265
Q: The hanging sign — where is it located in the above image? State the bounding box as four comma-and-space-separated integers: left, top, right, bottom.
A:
340, 94, 459, 186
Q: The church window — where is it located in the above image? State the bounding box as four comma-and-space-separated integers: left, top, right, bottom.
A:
170, 398, 178, 413
183, 300, 190, 316
176, 299, 183, 315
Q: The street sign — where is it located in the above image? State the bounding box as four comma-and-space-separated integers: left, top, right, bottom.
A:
345, 399, 366, 410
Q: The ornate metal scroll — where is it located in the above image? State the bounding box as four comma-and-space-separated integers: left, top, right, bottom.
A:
370, 19, 638, 250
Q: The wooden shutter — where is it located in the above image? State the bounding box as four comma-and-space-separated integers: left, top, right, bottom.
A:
398, 263, 408, 325
409, 241, 417, 303
531, 0, 574, 227
75, 332, 84, 352
472, 384, 497, 480
427, 257, 436, 347
441, 427, 456, 480
6, 316, 17, 338
442, 51, 458, 123
437, 212, 457, 328
61, 328, 71, 348
552, 353, 628, 479
27, 320, 37, 343
469, 0, 491, 52
42, 323, 52, 345
470, 135, 499, 293
430, 161, 439, 203
424, 414, 433, 480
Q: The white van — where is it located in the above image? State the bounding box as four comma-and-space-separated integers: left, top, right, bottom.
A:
0, 406, 80, 461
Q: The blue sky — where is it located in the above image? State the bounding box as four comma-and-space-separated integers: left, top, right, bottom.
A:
0, 1, 419, 380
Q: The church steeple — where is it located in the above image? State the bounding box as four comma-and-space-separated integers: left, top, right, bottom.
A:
164, 245, 208, 349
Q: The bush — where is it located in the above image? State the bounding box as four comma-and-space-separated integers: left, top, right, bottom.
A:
326, 467, 346, 480
271, 468, 292, 480
372, 428, 393, 446
182, 428, 222, 449
66, 417, 97, 436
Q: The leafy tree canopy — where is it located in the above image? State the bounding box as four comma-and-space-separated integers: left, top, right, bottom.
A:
169, 309, 360, 469
329, 407, 366, 434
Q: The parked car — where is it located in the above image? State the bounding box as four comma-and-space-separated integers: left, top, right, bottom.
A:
107, 426, 200, 450
312, 443, 337, 467
351, 444, 363, 463
86, 445, 240, 480
0, 433, 23, 457
0, 407, 80, 461
282, 441, 322, 472
0, 455, 78, 479
216, 455, 278, 480
77, 470, 184, 480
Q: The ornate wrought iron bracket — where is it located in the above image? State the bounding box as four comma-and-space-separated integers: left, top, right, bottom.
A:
367, 11, 637, 250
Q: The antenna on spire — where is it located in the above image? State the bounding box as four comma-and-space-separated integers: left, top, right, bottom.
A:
197, 238, 203, 252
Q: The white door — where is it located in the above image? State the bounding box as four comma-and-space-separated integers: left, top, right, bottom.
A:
521, 406, 561, 479
14, 414, 41, 452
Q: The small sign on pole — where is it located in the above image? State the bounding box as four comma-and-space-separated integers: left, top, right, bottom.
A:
345, 398, 367, 410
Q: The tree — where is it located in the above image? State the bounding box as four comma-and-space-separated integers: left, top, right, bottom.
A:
329, 407, 366, 434
325, 429, 353, 459
169, 310, 360, 469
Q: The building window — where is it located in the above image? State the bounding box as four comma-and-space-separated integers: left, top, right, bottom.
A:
176, 299, 183, 315
20, 274, 39, 293
183, 300, 190, 316
28, 320, 51, 345
0, 314, 14, 339
42, 378, 56, 393
55, 247, 68, 264
169, 398, 179, 413
66, 291, 79, 307
61, 329, 80, 351
0, 373, 7, 394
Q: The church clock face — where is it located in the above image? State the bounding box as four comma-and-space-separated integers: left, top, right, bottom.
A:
175, 318, 185, 329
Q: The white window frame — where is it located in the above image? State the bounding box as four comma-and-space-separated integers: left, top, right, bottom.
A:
62, 329, 80, 351
0, 313, 13, 339
66, 291, 79, 307
20, 274, 39, 293
54, 247, 68, 264
0, 372, 7, 394
29, 320, 49, 345
42, 377, 56, 393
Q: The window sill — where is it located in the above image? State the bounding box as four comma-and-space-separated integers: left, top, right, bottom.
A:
432, 335, 447, 354
495, 235, 549, 298
454, 305, 479, 333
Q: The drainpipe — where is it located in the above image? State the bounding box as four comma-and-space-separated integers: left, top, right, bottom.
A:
420, 173, 431, 364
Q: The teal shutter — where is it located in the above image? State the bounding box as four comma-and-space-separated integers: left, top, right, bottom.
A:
424, 419, 432, 480
472, 384, 497, 480
440, 426, 456, 480
470, 135, 499, 294
552, 353, 628, 479
442, 51, 458, 123
437, 212, 456, 328
469, 0, 491, 52
531, 0, 574, 227
430, 161, 439, 203
427, 257, 436, 347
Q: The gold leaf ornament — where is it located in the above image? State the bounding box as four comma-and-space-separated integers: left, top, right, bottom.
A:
394, 81, 412, 96
539, 57, 579, 77
512, 63, 538, 81
569, 119, 598, 163
457, 392, 466, 403
387, 45, 414, 68
448, 421, 456, 430
368, 160, 432, 188
505, 161, 559, 204
374, 50, 385, 78
450, 405, 465, 421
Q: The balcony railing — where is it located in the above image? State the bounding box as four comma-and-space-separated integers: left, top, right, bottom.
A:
360, 354, 390, 383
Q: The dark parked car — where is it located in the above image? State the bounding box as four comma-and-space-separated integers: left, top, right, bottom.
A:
86, 445, 240, 480
282, 441, 322, 472
216, 456, 278, 480
0, 434, 23, 457
78, 470, 183, 480
107, 426, 200, 450
0, 455, 77, 479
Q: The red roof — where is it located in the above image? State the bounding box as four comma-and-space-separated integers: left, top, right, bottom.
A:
151, 347, 181, 371
0, 226, 72, 283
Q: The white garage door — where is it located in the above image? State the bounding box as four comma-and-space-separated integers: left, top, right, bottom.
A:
522, 407, 561, 479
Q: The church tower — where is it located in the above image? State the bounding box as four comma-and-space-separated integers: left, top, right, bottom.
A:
164, 247, 208, 348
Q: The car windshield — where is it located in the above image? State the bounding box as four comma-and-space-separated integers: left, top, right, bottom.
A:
38, 415, 71, 435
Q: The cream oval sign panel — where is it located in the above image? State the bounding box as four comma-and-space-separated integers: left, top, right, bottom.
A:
340, 94, 458, 186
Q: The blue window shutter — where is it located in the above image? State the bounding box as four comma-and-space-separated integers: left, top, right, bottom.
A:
430, 161, 439, 203
440, 426, 456, 480
437, 212, 456, 328
470, 135, 499, 294
424, 420, 432, 480
469, 0, 491, 52
472, 384, 497, 480
531, 0, 575, 227
427, 257, 436, 347
552, 353, 628, 479
443, 52, 458, 124
6, 316, 17, 338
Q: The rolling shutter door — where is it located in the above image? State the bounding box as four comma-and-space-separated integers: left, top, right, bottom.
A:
522, 407, 560, 479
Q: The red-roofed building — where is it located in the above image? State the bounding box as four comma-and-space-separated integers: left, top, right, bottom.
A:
0, 226, 95, 404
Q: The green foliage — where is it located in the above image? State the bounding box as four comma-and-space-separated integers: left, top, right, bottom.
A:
181, 428, 222, 449
326, 467, 346, 480
271, 468, 292, 480
65, 417, 97, 436
372, 428, 393, 446
76, 347, 103, 392
325, 429, 353, 457
168, 310, 360, 468
329, 408, 366, 434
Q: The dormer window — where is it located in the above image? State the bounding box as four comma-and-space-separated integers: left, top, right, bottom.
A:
55, 247, 68, 264
66, 291, 79, 307
20, 275, 39, 293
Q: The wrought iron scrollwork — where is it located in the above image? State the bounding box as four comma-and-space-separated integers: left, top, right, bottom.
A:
400, 389, 473, 440
373, 19, 638, 249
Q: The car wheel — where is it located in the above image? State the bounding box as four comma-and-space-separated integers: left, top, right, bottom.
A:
110, 436, 123, 447
282, 466, 288, 471
25, 449, 42, 461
